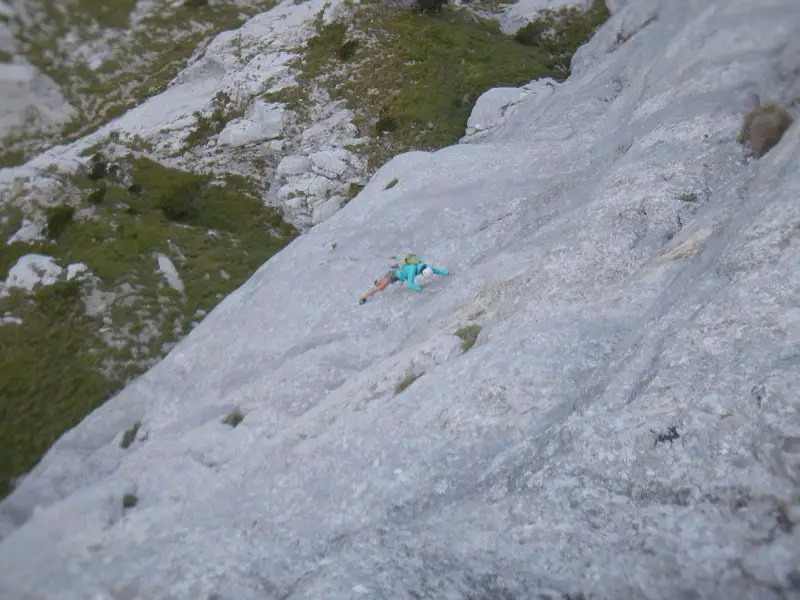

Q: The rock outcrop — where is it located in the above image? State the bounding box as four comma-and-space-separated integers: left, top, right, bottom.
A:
0, 2, 76, 153
1, 0, 799, 599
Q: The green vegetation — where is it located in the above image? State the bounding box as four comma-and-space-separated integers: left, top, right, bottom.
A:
74, 0, 137, 29
0, 154, 297, 499
514, 0, 609, 68
0, 50, 12, 63
677, 191, 698, 203
120, 421, 141, 448
45, 205, 75, 239
395, 369, 422, 394
384, 178, 399, 190
122, 493, 138, 509
343, 182, 364, 205
337, 39, 359, 61
289, 1, 610, 169
184, 91, 243, 150
455, 324, 481, 353
222, 410, 244, 427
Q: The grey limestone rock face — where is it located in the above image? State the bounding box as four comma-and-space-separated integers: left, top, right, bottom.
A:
1, 0, 799, 599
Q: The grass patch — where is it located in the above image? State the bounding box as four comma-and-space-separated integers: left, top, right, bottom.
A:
293, 2, 610, 169
122, 493, 138, 509
384, 178, 399, 190
514, 0, 610, 68
395, 369, 422, 394
0, 154, 297, 500
455, 324, 481, 352
222, 410, 244, 427
677, 191, 698, 202
120, 421, 141, 448
0, 50, 12, 63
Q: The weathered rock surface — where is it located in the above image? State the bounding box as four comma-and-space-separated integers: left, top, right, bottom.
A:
0, 0, 365, 232
217, 101, 287, 147
0, 0, 76, 147
1, 1, 800, 599
461, 78, 558, 142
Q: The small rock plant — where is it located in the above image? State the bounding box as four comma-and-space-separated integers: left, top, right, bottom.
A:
738, 101, 793, 159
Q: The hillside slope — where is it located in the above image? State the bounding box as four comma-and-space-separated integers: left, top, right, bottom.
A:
1, 0, 800, 598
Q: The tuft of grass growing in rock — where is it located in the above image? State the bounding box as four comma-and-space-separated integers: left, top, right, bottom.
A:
122, 493, 138, 509
395, 369, 422, 394
293, 1, 610, 170
183, 91, 244, 150
120, 421, 141, 449
0, 154, 298, 501
384, 178, 399, 190
455, 324, 481, 353
223, 410, 244, 427
677, 191, 698, 202
45, 205, 75, 239
342, 182, 364, 206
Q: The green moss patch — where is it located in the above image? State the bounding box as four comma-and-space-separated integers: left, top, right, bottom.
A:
0, 154, 297, 499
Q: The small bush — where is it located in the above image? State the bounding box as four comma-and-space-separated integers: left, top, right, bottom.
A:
223, 410, 244, 427
158, 181, 204, 221
337, 39, 359, 61
738, 102, 793, 159
455, 324, 481, 353
514, 21, 548, 46
395, 369, 421, 394
87, 154, 108, 181
128, 183, 142, 196
45, 205, 75, 239
34, 279, 83, 319
384, 178, 399, 190
183, 0, 208, 6
122, 493, 138, 509
677, 191, 698, 202
374, 115, 398, 134
87, 187, 106, 204
120, 421, 141, 448
415, 0, 446, 14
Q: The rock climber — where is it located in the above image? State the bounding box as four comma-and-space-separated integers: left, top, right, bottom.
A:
359, 254, 450, 304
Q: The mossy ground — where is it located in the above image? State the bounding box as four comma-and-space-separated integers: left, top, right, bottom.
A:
0, 154, 297, 498
284, 1, 610, 169
1, 0, 278, 166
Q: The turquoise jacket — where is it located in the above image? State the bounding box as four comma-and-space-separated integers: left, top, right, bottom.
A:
394, 262, 449, 292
